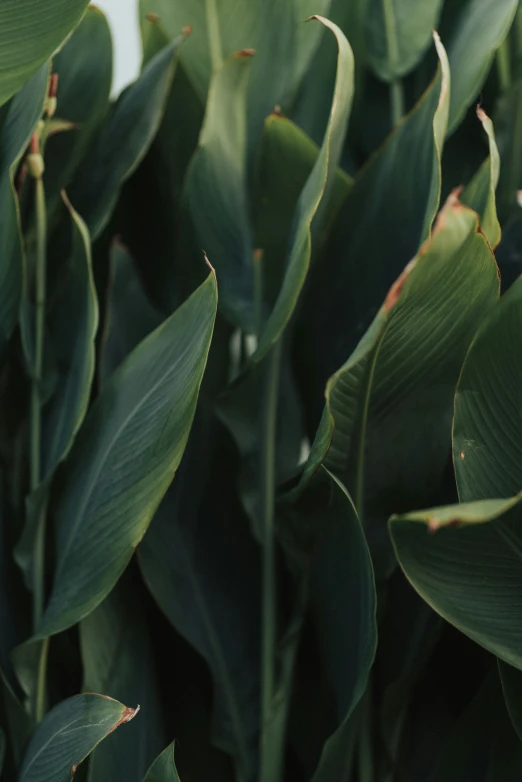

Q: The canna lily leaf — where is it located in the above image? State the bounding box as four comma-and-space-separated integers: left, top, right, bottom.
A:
300, 196, 498, 523
446, 0, 518, 133
295, 32, 450, 434
454, 274, 522, 502
389, 494, 522, 669
0, 65, 49, 357
143, 743, 181, 782
81, 581, 164, 782
499, 660, 522, 743
255, 16, 354, 361
461, 107, 501, 249
494, 77, 522, 222
35, 271, 217, 638
68, 37, 184, 240
0, 0, 90, 109
19, 693, 139, 782
365, 0, 444, 82
183, 51, 255, 331
44, 6, 113, 216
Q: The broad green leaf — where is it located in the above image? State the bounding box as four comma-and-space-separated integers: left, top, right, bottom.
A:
0, 0, 90, 108
294, 34, 450, 432
42, 195, 98, 476
68, 39, 183, 240
183, 51, 254, 330
461, 108, 501, 248
431, 671, 522, 782
389, 494, 522, 668
495, 78, 522, 222
255, 16, 354, 361
35, 271, 217, 638
0, 66, 48, 356
278, 471, 377, 782
254, 114, 352, 308
446, 0, 518, 133
301, 197, 498, 523
365, 0, 444, 82
45, 7, 113, 215
19, 693, 139, 782
100, 242, 162, 383
138, 412, 261, 782
454, 274, 522, 502
139, 0, 329, 129
143, 743, 181, 782
81, 581, 164, 782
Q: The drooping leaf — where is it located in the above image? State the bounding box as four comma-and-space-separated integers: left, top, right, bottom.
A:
183, 51, 254, 330
81, 580, 164, 782
255, 16, 354, 361
138, 412, 261, 782
44, 7, 113, 215
295, 33, 450, 432
365, 0, 444, 82
35, 271, 217, 638
68, 38, 183, 240
389, 494, 522, 669
19, 694, 139, 782
143, 743, 181, 782
0, 66, 49, 356
446, 0, 518, 133
461, 108, 501, 248
0, 0, 90, 108
454, 274, 522, 502
300, 196, 498, 528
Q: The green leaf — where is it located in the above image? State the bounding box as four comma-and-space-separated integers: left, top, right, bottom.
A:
254, 114, 352, 308
44, 6, 113, 215
42, 195, 98, 477
294, 33, 450, 433
454, 274, 522, 502
143, 743, 181, 782
255, 16, 354, 361
365, 0, 444, 82
35, 271, 217, 638
301, 196, 498, 522
68, 38, 183, 240
19, 693, 139, 782
138, 412, 261, 782
0, 66, 49, 356
183, 51, 254, 330
389, 493, 522, 668
0, 0, 90, 108
500, 660, 522, 743
495, 78, 522, 222
81, 581, 164, 782
446, 0, 518, 133
461, 108, 501, 249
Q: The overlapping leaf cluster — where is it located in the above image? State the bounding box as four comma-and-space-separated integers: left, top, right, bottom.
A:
2, 0, 522, 780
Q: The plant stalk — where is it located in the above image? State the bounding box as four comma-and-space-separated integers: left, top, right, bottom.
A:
497, 37, 512, 93
259, 338, 283, 782
382, 0, 404, 126
205, 0, 223, 73
30, 157, 49, 724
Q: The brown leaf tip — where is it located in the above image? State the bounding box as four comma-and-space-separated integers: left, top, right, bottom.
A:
428, 517, 462, 533
183, 25, 192, 36
383, 259, 417, 312
146, 12, 159, 21
476, 105, 489, 123
235, 48, 256, 58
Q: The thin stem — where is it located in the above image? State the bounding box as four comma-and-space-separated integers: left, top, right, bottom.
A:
205, 0, 223, 73
35, 638, 50, 724
253, 249, 264, 341
259, 338, 283, 782
381, 0, 403, 126
497, 37, 511, 93
357, 681, 374, 782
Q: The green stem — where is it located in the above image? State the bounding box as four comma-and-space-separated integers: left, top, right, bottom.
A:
381, 0, 403, 126
205, 0, 223, 72
253, 249, 264, 341
259, 338, 283, 782
497, 38, 512, 93
357, 681, 374, 782
30, 173, 49, 724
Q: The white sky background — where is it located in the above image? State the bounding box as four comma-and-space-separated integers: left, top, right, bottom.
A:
95, 0, 141, 94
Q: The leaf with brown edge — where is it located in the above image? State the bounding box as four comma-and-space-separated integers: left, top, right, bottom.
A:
297, 194, 498, 551
19, 694, 139, 782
